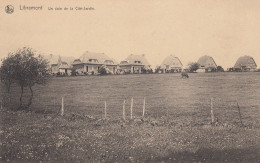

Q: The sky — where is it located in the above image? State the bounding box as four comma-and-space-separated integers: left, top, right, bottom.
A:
1, 0, 260, 69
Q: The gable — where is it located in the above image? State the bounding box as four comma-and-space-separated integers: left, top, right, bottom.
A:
161, 55, 183, 68
198, 56, 217, 68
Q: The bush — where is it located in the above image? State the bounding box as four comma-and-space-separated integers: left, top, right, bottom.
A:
155, 66, 162, 73
142, 67, 153, 74
71, 68, 78, 76
98, 66, 108, 75
188, 62, 200, 72
217, 66, 224, 72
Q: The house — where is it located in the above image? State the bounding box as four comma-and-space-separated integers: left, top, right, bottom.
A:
160, 55, 183, 73
233, 55, 257, 72
119, 54, 151, 74
45, 54, 74, 75
57, 62, 71, 75
197, 55, 217, 72
72, 51, 118, 75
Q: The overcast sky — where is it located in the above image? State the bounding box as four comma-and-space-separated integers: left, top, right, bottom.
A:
1, 0, 260, 69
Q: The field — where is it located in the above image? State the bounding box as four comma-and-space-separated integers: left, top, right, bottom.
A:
1, 72, 260, 162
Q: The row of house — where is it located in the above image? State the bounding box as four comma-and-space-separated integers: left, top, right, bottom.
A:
48, 51, 153, 76
158, 55, 257, 73
47, 52, 258, 75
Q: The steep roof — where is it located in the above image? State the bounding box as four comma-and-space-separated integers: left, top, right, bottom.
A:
160, 55, 183, 68
74, 51, 118, 65
197, 55, 217, 68
59, 63, 70, 69
234, 55, 257, 69
44, 54, 75, 66
120, 54, 150, 66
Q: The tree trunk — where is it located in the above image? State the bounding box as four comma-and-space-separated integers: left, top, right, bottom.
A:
19, 85, 24, 110
26, 86, 33, 108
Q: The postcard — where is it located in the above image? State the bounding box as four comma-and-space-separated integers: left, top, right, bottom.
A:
0, 0, 259, 162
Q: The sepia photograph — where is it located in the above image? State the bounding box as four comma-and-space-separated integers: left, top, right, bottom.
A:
0, 0, 260, 162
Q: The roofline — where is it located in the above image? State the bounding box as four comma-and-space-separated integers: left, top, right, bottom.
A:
250, 57, 257, 67
160, 56, 183, 67
209, 56, 217, 67
234, 56, 257, 68
72, 62, 103, 65
119, 64, 146, 66
72, 62, 117, 66
176, 57, 183, 67
197, 56, 217, 67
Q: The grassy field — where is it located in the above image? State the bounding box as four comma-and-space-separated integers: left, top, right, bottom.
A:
1, 72, 260, 162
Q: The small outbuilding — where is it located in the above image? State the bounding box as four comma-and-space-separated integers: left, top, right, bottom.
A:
233, 55, 257, 72
197, 55, 217, 72
160, 55, 183, 73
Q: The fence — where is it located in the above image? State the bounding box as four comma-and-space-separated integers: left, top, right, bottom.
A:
1, 86, 259, 127
17, 94, 258, 128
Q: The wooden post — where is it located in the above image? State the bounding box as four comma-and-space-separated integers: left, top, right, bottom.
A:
236, 101, 243, 126
61, 97, 64, 116
130, 97, 133, 119
104, 101, 107, 119
142, 97, 146, 118
166, 107, 169, 119
211, 98, 214, 123
123, 100, 126, 121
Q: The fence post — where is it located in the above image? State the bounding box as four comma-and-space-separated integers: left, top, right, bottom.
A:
236, 101, 243, 126
123, 100, 126, 121
61, 97, 64, 116
142, 97, 146, 118
211, 97, 214, 123
166, 107, 169, 119
130, 97, 133, 119
104, 101, 107, 119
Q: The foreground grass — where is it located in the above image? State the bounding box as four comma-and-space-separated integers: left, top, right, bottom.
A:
1, 108, 259, 162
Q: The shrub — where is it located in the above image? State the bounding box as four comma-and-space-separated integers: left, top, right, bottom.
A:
155, 66, 162, 73
217, 66, 225, 72
98, 66, 108, 75
188, 62, 200, 72
71, 68, 78, 76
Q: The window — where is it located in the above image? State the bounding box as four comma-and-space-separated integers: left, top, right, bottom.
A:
120, 61, 128, 64
104, 60, 114, 64
89, 59, 98, 63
